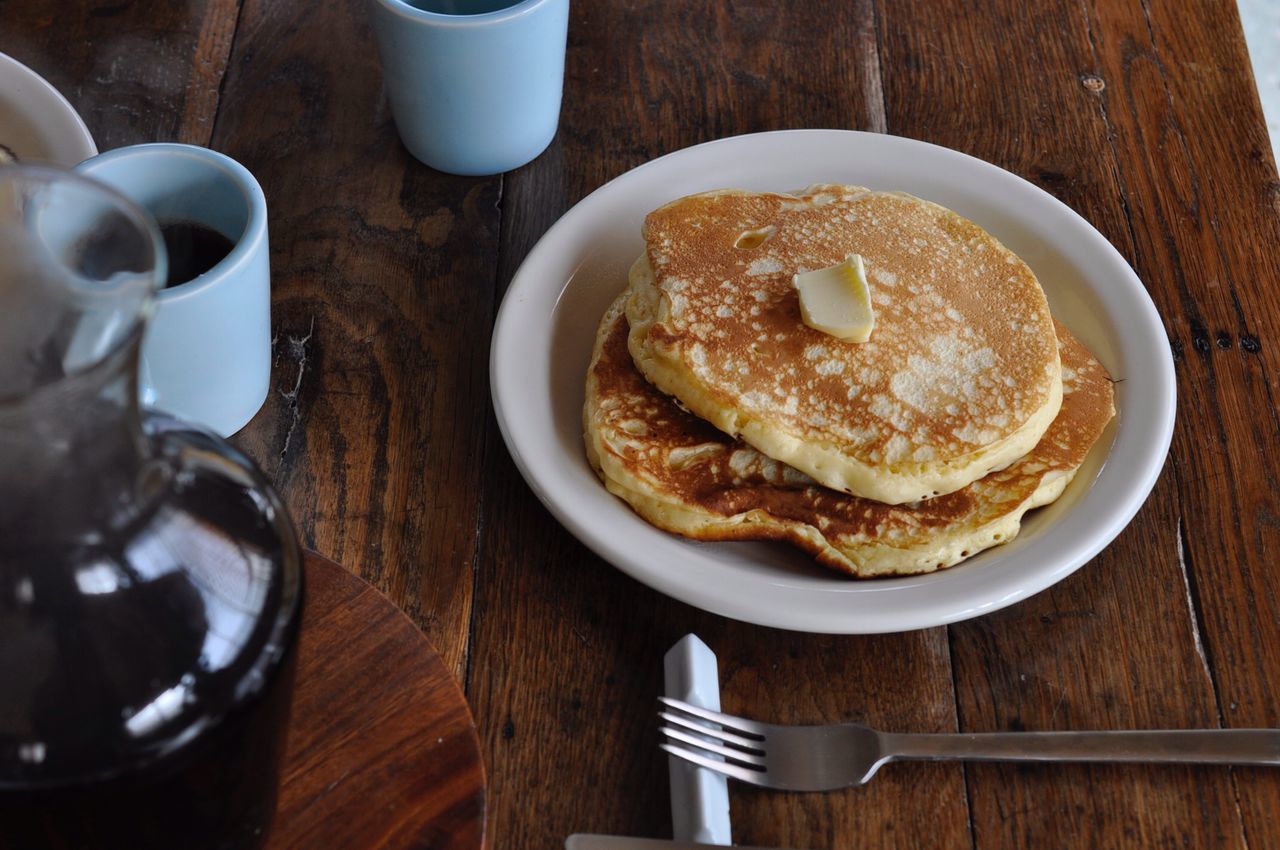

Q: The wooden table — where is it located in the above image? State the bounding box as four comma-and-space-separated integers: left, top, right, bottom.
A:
10, 0, 1280, 846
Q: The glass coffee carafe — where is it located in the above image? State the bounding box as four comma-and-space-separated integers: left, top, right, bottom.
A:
0, 166, 302, 849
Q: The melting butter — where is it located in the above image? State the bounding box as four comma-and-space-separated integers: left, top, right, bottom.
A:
794, 254, 875, 342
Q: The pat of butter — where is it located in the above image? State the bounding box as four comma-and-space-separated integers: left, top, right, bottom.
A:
794, 254, 875, 342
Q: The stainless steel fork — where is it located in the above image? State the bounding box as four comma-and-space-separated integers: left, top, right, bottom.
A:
658, 697, 1280, 791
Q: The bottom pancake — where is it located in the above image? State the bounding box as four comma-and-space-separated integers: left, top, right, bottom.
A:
584, 293, 1115, 577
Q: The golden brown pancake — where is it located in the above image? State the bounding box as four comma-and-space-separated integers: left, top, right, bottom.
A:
587, 294, 1114, 577
626, 185, 1063, 505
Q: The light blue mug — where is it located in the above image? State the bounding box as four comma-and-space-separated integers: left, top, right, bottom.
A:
367, 0, 570, 175
76, 143, 271, 437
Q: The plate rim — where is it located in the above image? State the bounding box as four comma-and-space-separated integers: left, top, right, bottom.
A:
490, 128, 1176, 633
0, 51, 98, 166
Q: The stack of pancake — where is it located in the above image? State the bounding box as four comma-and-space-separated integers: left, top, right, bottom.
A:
583, 185, 1115, 577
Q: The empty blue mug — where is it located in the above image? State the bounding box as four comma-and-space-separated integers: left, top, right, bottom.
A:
367, 0, 570, 175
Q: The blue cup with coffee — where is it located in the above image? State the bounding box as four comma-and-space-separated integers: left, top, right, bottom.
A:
76, 143, 272, 437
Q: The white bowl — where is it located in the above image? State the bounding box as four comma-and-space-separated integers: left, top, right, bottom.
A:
0, 52, 96, 166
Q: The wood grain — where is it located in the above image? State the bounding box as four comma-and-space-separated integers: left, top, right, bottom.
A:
1080, 0, 1280, 845
216, 0, 497, 680
1, 0, 241, 148
271, 551, 485, 850
878, 0, 1257, 846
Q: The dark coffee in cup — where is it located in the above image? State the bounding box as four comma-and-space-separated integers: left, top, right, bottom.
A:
159, 220, 234, 288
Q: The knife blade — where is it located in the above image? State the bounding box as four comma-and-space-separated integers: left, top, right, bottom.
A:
566, 834, 808, 850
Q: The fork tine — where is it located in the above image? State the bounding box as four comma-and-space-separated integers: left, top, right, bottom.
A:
659, 711, 766, 751
660, 725, 767, 765
658, 697, 766, 738
660, 743, 767, 785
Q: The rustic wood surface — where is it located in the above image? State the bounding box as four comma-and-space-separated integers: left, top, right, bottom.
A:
273, 552, 485, 849
7, 0, 1280, 846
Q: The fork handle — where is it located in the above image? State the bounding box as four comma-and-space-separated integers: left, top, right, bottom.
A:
883, 729, 1280, 766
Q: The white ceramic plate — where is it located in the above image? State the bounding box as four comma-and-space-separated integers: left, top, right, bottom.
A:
0, 52, 97, 166
490, 130, 1175, 633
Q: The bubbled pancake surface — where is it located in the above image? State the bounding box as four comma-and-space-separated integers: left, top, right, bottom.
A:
626, 185, 1063, 504
587, 294, 1114, 577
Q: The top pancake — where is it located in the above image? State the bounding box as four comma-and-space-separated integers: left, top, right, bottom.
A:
626, 185, 1063, 504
